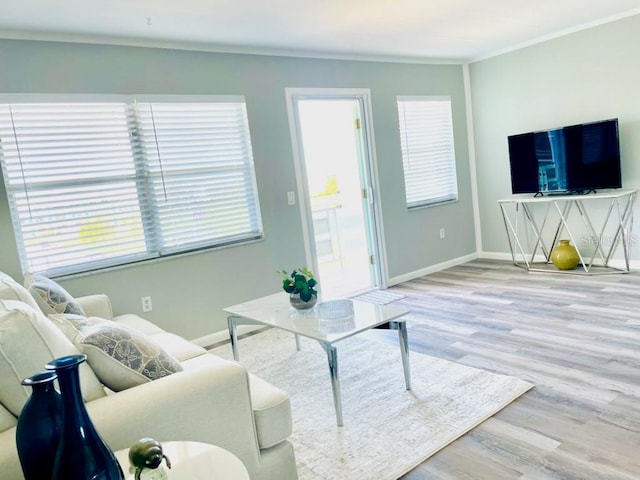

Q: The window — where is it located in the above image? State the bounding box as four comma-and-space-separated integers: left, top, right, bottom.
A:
0, 97, 263, 276
397, 96, 458, 208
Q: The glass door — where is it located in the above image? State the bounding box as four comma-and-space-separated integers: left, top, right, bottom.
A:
289, 93, 382, 299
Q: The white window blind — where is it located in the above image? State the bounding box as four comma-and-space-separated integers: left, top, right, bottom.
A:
0, 98, 262, 276
397, 97, 458, 208
133, 102, 262, 255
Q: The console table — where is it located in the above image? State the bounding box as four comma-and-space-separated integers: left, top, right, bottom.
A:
498, 189, 636, 274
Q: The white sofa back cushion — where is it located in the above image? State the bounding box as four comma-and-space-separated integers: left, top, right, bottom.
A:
0, 300, 105, 416
0, 402, 17, 433
0, 272, 40, 311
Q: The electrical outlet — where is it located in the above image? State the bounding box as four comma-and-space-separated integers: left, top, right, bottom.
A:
439, 228, 446, 239
141, 296, 152, 312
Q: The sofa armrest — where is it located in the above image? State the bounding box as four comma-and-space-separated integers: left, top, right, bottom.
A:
76, 294, 114, 319
86, 360, 263, 477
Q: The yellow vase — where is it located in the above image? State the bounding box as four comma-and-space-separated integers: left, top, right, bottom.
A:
551, 239, 580, 270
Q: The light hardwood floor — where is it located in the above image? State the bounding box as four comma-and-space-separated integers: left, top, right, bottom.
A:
371, 259, 640, 480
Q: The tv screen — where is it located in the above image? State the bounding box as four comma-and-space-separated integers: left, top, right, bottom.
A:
508, 118, 621, 195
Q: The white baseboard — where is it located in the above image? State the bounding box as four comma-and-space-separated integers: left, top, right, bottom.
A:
479, 251, 640, 271
480, 251, 547, 262
192, 324, 265, 348
387, 252, 479, 286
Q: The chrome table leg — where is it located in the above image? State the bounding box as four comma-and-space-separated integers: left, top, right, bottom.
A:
320, 342, 343, 427
391, 319, 411, 390
227, 316, 240, 361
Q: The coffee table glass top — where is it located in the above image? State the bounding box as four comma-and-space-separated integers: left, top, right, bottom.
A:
223, 292, 409, 343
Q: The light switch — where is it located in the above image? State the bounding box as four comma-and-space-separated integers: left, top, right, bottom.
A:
287, 191, 296, 206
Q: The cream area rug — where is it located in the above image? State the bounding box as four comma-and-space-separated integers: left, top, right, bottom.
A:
211, 329, 533, 480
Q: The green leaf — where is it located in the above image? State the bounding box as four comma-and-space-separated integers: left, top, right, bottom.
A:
307, 278, 317, 288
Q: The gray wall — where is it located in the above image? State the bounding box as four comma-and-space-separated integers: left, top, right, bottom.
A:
0, 40, 475, 339
470, 14, 640, 259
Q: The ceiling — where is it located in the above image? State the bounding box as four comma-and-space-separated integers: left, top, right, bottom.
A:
1, 0, 639, 62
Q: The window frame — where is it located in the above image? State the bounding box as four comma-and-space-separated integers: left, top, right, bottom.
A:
396, 95, 459, 210
0, 94, 264, 277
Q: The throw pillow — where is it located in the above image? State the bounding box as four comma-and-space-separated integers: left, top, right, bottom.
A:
0, 300, 105, 416
49, 314, 183, 391
24, 273, 86, 316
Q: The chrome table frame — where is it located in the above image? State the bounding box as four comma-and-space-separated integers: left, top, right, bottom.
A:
498, 189, 636, 274
224, 294, 411, 427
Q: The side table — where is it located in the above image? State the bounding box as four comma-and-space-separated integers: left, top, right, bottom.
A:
115, 441, 250, 480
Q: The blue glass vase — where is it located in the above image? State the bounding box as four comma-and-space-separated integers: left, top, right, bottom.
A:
15, 370, 63, 480
46, 354, 124, 480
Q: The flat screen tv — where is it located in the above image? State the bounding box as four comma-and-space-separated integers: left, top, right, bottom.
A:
507, 118, 621, 195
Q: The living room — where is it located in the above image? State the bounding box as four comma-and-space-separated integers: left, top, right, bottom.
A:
1, 3, 639, 479
1, 8, 639, 340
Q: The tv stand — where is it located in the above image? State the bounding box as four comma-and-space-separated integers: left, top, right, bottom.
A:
498, 189, 636, 274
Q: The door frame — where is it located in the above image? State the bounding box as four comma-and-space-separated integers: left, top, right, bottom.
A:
285, 87, 389, 290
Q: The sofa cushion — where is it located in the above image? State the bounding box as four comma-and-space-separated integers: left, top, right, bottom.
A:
49, 315, 183, 391
24, 273, 86, 316
114, 314, 206, 362
0, 402, 17, 433
182, 353, 292, 449
0, 272, 40, 310
0, 300, 105, 416
113, 313, 166, 336
148, 333, 207, 362
246, 373, 294, 449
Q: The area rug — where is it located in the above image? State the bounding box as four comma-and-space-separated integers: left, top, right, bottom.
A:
211, 329, 533, 480
351, 289, 406, 305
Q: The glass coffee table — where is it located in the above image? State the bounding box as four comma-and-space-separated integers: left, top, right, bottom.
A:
224, 293, 411, 426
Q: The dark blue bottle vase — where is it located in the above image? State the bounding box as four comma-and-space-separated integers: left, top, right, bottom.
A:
46, 354, 125, 480
15, 370, 63, 480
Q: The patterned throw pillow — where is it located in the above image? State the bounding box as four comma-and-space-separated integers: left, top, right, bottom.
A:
24, 273, 86, 316
49, 315, 183, 391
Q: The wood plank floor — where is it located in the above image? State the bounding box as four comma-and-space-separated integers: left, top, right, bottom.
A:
369, 259, 640, 480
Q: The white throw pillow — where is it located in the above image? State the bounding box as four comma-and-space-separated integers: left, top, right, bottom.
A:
24, 273, 86, 316
0, 300, 105, 416
49, 314, 183, 392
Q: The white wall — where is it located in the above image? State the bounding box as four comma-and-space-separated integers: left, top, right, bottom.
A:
470, 14, 640, 260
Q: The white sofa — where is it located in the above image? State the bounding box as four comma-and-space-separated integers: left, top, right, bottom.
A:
0, 272, 298, 480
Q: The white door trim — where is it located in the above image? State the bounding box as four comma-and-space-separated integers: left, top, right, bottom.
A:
284, 87, 389, 289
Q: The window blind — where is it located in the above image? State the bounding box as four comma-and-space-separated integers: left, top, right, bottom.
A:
0, 98, 262, 276
397, 97, 458, 208
133, 102, 262, 255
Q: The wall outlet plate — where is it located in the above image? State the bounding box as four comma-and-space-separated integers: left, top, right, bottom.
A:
141, 296, 152, 312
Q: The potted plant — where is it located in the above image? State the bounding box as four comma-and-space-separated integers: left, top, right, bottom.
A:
279, 267, 318, 310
